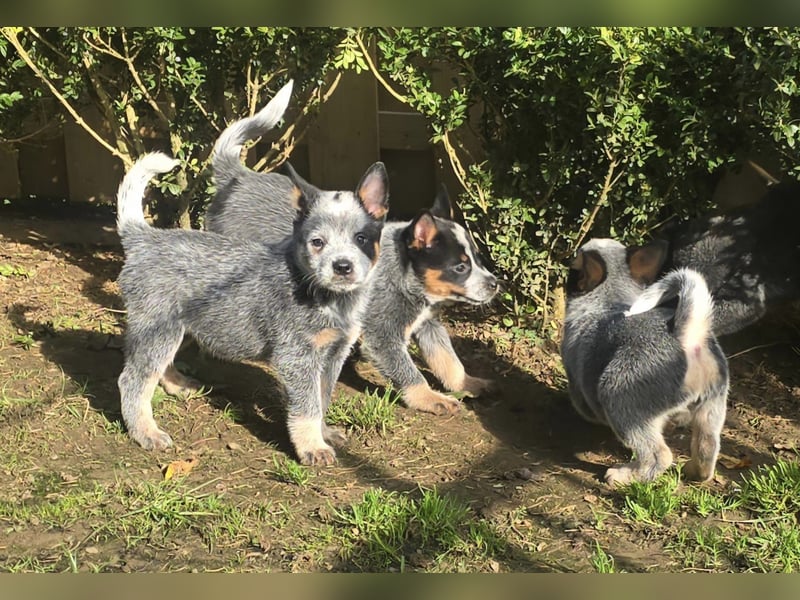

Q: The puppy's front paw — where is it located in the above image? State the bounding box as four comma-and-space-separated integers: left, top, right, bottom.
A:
131, 426, 174, 451
604, 466, 635, 487
683, 458, 715, 482
460, 375, 495, 397
323, 424, 348, 447
403, 384, 461, 415
297, 444, 337, 466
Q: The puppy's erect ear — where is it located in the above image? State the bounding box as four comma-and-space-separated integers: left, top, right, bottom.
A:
355, 162, 390, 220
570, 249, 607, 293
280, 161, 319, 214
408, 211, 439, 250
430, 184, 454, 220
627, 240, 669, 285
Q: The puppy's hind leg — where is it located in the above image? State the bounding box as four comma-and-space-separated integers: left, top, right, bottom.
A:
119, 325, 185, 450
605, 418, 673, 486
158, 336, 202, 398
160, 364, 203, 398
683, 385, 728, 482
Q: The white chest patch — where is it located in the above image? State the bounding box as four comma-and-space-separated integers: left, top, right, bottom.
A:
405, 307, 433, 341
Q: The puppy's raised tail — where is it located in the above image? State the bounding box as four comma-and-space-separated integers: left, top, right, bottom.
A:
116, 152, 180, 233
212, 79, 293, 187
625, 268, 715, 352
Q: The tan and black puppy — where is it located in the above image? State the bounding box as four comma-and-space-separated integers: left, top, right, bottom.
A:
561, 238, 729, 486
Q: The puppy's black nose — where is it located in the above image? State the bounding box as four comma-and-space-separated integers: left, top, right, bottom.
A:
333, 259, 353, 276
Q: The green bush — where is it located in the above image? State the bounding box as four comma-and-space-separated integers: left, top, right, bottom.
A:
0, 27, 349, 226
369, 27, 800, 330
5, 27, 800, 334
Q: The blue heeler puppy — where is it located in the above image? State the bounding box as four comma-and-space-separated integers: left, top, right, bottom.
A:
115, 151, 389, 465
662, 181, 800, 336
204, 87, 499, 415
561, 238, 729, 486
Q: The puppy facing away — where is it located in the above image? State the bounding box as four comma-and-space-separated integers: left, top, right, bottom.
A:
204, 79, 297, 239
662, 181, 800, 336
115, 151, 389, 465
204, 92, 500, 415
561, 238, 729, 485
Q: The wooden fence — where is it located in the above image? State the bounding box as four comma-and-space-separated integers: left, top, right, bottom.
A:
0, 68, 472, 220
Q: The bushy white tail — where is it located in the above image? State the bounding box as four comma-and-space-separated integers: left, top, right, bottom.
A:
116, 152, 180, 231
212, 79, 293, 183
625, 267, 715, 351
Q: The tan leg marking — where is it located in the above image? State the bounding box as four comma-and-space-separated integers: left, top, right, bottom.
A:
160, 364, 202, 398
123, 373, 174, 450
402, 383, 460, 415
312, 328, 342, 350
287, 414, 336, 466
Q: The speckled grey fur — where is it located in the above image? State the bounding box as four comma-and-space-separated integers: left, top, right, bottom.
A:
561, 238, 729, 486
205, 94, 499, 414
115, 151, 388, 466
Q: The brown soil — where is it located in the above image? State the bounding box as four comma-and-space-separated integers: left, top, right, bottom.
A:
1, 209, 799, 572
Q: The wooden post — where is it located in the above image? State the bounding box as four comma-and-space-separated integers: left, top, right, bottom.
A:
306, 69, 380, 190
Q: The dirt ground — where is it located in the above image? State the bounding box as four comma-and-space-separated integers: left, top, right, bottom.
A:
1, 205, 799, 572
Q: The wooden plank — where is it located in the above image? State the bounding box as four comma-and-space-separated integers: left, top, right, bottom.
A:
62, 104, 125, 203
381, 148, 436, 220
0, 143, 21, 199
306, 69, 380, 190
378, 111, 430, 151
17, 131, 70, 200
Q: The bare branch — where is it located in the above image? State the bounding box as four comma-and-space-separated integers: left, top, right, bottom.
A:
1, 27, 132, 168
570, 154, 622, 254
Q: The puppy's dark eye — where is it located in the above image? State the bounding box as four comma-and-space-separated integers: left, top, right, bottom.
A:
453, 262, 470, 274
355, 233, 369, 246
310, 238, 326, 249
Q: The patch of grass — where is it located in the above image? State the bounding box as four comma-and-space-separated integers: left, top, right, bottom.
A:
218, 401, 244, 423
620, 469, 682, 526
682, 485, 741, 517
0, 484, 107, 530
0, 392, 41, 417
101, 479, 254, 551
657, 460, 800, 572
52, 314, 82, 331
0, 264, 31, 278
3, 555, 61, 573
12, 332, 35, 350
589, 541, 617, 573
268, 456, 312, 487
327, 388, 398, 435
668, 526, 728, 571
739, 459, 800, 515
732, 516, 800, 572
0, 478, 257, 556
331, 487, 506, 572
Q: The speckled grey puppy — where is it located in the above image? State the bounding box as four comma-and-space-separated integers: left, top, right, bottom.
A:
561, 238, 729, 486
206, 93, 499, 415
115, 151, 388, 465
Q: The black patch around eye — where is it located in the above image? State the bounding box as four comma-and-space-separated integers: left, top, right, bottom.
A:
355, 222, 383, 262
451, 261, 471, 277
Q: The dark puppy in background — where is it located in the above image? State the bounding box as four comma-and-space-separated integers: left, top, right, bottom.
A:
561, 238, 729, 485
205, 87, 499, 415
661, 179, 800, 336
115, 150, 389, 465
